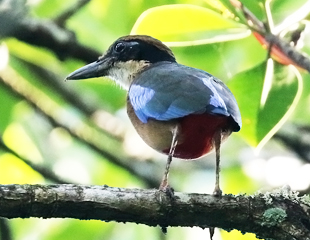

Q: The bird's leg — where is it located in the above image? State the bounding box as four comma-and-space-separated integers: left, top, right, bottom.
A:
213, 130, 222, 197
159, 155, 172, 190
209, 130, 222, 240
159, 125, 179, 193
209, 227, 215, 240
158, 126, 179, 233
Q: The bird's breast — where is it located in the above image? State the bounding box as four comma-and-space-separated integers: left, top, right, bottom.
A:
127, 101, 178, 151
127, 101, 231, 160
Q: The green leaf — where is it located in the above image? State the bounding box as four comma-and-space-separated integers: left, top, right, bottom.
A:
228, 60, 302, 150
291, 73, 310, 123
0, 84, 20, 132
270, 0, 310, 33
131, 4, 250, 46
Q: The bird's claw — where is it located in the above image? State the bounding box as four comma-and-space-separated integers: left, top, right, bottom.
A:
209, 227, 215, 240
213, 187, 222, 197
160, 225, 168, 234
159, 184, 175, 200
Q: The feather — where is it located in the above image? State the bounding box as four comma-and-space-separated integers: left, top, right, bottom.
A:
128, 62, 241, 131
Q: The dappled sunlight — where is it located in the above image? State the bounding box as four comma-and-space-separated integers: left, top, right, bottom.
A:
243, 155, 310, 191
123, 128, 161, 160
221, 229, 258, 240
0, 153, 44, 184
3, 123, 43, 163
242, 158, 266, 182
49, 127, 73, 150
92, 110, 127, 139
0, 43, 9, 71
266, 156, 310, 190
53, 158, 91, 184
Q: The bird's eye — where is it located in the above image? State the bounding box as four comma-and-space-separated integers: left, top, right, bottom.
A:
114, 42, 126, 53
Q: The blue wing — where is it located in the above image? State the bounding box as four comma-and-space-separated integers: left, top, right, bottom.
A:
129, 62, 241, 131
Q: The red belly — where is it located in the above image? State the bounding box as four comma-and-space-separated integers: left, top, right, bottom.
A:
163, 114, 229, 159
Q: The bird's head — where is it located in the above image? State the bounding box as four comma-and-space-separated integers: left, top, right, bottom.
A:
66, 35, 176, 89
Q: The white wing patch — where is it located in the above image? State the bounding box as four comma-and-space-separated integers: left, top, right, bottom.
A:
202, 77, 227, 111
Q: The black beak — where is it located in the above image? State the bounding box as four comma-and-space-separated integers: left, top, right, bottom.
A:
66, 56, 113, 80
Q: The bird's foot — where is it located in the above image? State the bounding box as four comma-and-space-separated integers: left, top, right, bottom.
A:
159, 183, 175, 200
210, 187, 220, 240
156, 184, 174, 235
209, 227, 215, 240
213, 186, 222, 197
160, 225, 168, 234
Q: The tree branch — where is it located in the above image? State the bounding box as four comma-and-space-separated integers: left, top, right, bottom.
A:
53, 0, 92, 27
0, 184, 310, 240
0, 0, 99, 62
274, 124, 310, 163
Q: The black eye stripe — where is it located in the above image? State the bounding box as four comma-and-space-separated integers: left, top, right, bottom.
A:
109, 39, 176, 63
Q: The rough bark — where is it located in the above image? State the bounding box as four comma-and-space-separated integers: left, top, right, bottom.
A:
0, 184, 310, 240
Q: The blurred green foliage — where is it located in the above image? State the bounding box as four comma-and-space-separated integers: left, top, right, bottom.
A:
1, 0, 310, 240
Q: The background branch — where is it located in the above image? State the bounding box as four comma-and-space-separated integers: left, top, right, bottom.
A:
274, 124, 310, 163
53, 0, 91, 27
0, 71, 161, 188
0, 137, 70, 184
0, 218, 12, 240
0, 0, 99, 62
14, 56, 125, 141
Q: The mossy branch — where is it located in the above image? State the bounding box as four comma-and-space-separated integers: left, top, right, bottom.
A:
0, 184, 309, 240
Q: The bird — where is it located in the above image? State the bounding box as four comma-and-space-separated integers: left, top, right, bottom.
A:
66, 35, 242, 196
